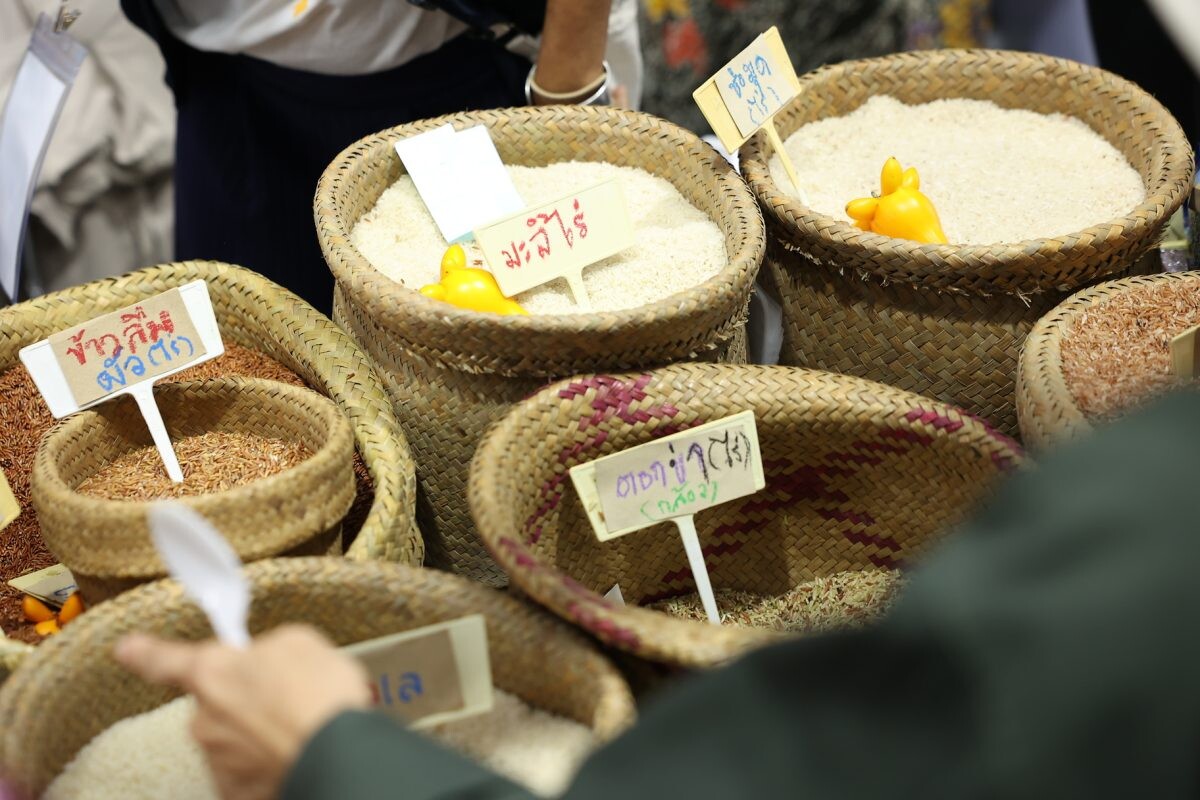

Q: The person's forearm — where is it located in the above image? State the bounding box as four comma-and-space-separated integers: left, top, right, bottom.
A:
533, 0, 611, 95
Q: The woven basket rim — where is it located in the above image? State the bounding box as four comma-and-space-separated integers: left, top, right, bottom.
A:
739, 48, 1195, 295
1017, 271, 1200, 450
315, 105, 764, 374
34, 376, 350, 515
469, 362, 1026, 668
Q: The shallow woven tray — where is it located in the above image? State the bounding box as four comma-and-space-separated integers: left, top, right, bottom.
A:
317, 105, 764, 584
739, 49, 1194, 437
33, 378, 355, 602
1017, 272, 1200, 452
0, 557, 636, 796
0, 262, 419, 679
469, 363, 1024, 668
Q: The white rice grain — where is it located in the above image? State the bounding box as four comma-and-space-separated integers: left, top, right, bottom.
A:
47, 691, 595, 799
768, 95, 1145, 245
351, 161, 727, 314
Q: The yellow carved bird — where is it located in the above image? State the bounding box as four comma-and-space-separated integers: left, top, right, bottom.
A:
846, 157, 948, 245
419, 244, 528, 316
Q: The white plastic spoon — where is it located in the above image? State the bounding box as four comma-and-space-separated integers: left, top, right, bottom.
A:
148, 502, 251, 648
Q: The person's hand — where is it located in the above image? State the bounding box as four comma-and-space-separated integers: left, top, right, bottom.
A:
531, 0, 611, 105
115, 624, 371, 800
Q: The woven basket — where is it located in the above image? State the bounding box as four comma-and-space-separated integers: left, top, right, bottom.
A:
0, 262, 420, 680
317, 105, 764, 585
0, 557, 636, 796
469, 363, 1024, 668
1017, 272, 1200, 452
32, 378, 355, 602
739, 49, 1194, 439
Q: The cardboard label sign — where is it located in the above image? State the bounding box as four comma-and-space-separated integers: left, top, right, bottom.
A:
693, 27, 801, 152
343, 614, 493, 729
393, 124, 525, 244
8, 563, 76, 607
475, 179, 635, 309
0, 469, 18, 532
19, 281, 223, 417
570, 410, 765, 541
1170, 323, 1200, 379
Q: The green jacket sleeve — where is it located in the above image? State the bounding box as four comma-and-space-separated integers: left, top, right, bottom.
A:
284, 391, 1200, 800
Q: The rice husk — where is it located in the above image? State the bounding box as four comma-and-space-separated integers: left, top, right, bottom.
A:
1059, 280, 1200, 420
768, 95, 1145, 245
649, 569, 903, 633
351, 161, 727, 315
47, 690, 596, 799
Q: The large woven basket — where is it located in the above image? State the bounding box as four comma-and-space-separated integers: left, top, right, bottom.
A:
0, 262, 419, 680
1017, 272, 1200, 452
0, 557, 636, 797
317, 105, 764, 585
739, 49, 1194, 438
32, 378, 355, 602
469, 363, 1024, 668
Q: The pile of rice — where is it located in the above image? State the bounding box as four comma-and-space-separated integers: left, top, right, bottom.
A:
769, 95, 1144, 245
650, 568, 903, 633
351, 161, 727, 314
46, 690, 595, 799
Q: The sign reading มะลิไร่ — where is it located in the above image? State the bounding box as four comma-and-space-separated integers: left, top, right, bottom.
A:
342, 614, 493, 728
474, 178, 635, 310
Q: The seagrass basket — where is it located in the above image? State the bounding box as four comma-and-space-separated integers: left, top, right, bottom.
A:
317, 105, 764, 586
0, 261, 420, 680
32, 378, 355, 602
0, 558, 636, 797
469, 363, 1024, 668
1017, 272, 1200, 452
739, 49, 1194, 439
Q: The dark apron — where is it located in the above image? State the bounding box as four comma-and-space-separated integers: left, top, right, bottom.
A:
121, 0, 530, 314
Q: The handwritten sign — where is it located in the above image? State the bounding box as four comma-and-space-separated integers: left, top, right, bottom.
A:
1171, 323, 1200, 379
0, 469, 17, 532
475, 179, 634, 309
19, 281, 225, 482
8, 563, 76, 607
571, 411, 764, 540
693, 28, 800, 152
394, 124, 525, 244
343, 614, 493, 729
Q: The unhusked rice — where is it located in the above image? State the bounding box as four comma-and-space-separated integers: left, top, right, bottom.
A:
769, 95, 1144, 245
351, 161, 727, 314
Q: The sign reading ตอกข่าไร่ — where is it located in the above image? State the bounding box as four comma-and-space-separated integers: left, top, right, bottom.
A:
342, 614, 493, 728
474, 178, 636, 311
18, 281, 224, 483
570, 410, 765, 623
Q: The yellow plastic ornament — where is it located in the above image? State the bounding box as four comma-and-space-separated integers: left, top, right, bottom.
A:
845, 157, 948, 245
419, 244, 528, 316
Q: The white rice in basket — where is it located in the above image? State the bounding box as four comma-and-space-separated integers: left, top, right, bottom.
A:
46, 690, 595, 799
351, 161, 727, 314
769, 95, 1145, 245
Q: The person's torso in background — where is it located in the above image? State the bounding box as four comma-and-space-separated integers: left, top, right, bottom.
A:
150, 0, 469, 75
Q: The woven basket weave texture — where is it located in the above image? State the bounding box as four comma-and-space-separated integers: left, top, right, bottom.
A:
0, 262, 420, 680
32, 378, 355, 602
317, 105, 764, 585
469, 363, 1025, 668
0, 558, 636, 796
739, 49, 1194, 438
1017, 272, 1200, 452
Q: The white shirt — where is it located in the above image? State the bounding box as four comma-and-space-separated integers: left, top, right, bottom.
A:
151, 0, 468, 75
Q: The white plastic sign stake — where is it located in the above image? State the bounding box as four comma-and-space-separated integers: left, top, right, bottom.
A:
604, 584, 626, 607
7, 563, 75, 607
344, 615, 493, 729
19, 281, 224, 482
692, 27, 806, 203
1170, 323, 1200, 379
0, 469, 17, 533
393, 124, 525, 244
0, 14, 87, 303
570, 410, 765, 624
475, 179, 634, 310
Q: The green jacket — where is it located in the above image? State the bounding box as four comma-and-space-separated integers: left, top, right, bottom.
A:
283, 392, 1200, 799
